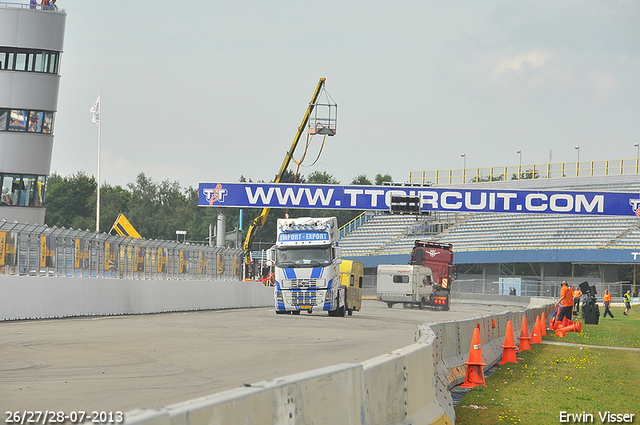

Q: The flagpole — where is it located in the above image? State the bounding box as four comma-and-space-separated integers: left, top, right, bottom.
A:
96, 91, 101, 233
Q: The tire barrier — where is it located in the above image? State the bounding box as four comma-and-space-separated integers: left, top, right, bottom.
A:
120, 295, 555, 425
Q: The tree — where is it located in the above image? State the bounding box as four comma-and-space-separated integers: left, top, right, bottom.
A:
45, 172, 97, 230
126, 173, 189, 240
278, 168, 306, 184
307, 170, 339, 185
470, 175, 504, 183
96, 184, 131, 233
351, 174, 372, 185
375, 173, 393, 185
511, 169, 540, 180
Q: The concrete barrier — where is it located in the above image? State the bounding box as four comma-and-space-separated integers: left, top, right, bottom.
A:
125, 364, 365, 425
0, 275, 274, 321
116, 297, 555, 425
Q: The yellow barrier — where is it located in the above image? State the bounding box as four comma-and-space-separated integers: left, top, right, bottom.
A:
409, 158, 640, 186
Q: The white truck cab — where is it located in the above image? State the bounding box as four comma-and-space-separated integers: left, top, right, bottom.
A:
269, 217, 345, 316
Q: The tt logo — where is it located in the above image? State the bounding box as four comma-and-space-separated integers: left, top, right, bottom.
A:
204, 183, 228, 205
630, 199, 640, 216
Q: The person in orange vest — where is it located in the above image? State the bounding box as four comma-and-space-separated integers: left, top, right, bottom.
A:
557, 281, 574, 322
572, 286, 583, 315
602, 290, 614, 319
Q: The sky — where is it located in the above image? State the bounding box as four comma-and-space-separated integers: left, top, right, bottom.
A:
51, 0, 640, 190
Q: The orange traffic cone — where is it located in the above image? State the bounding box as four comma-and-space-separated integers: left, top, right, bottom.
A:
460, 327, 487, 388
541, 312, 547, 336
518, 316, 532, 351
500, 320, 518, 365
558, 322, 582, 333
561, 317, 574, 328
555, 327, 566, 337
531, 316, 542, 344
550, 308, 559, 330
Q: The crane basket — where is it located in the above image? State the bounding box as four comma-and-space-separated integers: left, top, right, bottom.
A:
308, 88, 337, 136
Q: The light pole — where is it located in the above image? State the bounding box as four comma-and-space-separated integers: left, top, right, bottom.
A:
517, 149, 522, 180
635, 143, 639, 173
461, 153, 466, 183
574, 145, 580, 177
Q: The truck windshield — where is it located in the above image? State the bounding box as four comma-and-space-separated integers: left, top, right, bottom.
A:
276, 246, 331, 268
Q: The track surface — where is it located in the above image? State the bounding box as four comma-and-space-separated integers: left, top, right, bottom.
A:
1, 300, 516, 413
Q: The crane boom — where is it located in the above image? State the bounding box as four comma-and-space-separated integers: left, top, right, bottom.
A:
243, 78, 327, 276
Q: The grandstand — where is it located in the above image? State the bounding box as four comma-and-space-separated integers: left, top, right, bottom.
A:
340, 174, 640, 256
339, 174, 640, 287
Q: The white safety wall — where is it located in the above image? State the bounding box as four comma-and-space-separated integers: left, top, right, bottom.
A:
0, 275, 274, 321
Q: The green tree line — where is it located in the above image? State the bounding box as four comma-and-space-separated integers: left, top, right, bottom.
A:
44, 171, 394, 246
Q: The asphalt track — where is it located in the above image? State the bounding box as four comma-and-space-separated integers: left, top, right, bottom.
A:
1, 300, 518, 414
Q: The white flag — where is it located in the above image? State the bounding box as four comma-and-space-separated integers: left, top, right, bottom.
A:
90, 95, 100, 124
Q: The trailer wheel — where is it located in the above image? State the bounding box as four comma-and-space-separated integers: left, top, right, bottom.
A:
347, 309, 353, 316
386, 302, 394, 309
442, 298, 450, 311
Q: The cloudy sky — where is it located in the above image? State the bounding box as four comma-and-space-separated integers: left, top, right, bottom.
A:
52, 0, 640, 189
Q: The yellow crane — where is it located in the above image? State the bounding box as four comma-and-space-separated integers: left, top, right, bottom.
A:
243, 78, 335, 277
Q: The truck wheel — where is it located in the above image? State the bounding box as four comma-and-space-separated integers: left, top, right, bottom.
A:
442, 299, 450, 311
419, 298, 425, 310
338, 304, 346, 317
275, 310, 286, 315
347, 309, 353, 316
386, 302, 394, 309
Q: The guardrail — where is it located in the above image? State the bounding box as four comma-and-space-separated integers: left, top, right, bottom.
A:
409, 158, 639, 186
0, 220, 242, 281
0, 1, 63, 11
122, 295, 555, 425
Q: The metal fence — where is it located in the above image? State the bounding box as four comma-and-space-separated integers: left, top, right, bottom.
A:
451, 278, 637, 300
0, 220, 243, 280
362, 273, 637, 300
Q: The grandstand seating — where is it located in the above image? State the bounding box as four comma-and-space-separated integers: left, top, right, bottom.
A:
339, 175, 640, 257
340, 212, 640, 256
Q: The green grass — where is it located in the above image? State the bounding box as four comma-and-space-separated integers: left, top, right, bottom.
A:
455, 309, 640, 425
543, 307, 640, 348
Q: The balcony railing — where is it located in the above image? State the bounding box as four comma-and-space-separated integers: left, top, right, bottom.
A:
0, 1, 63, 12
409, 158, 640, 186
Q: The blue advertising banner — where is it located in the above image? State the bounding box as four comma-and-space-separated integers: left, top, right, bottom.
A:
198, 182, 640, 216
